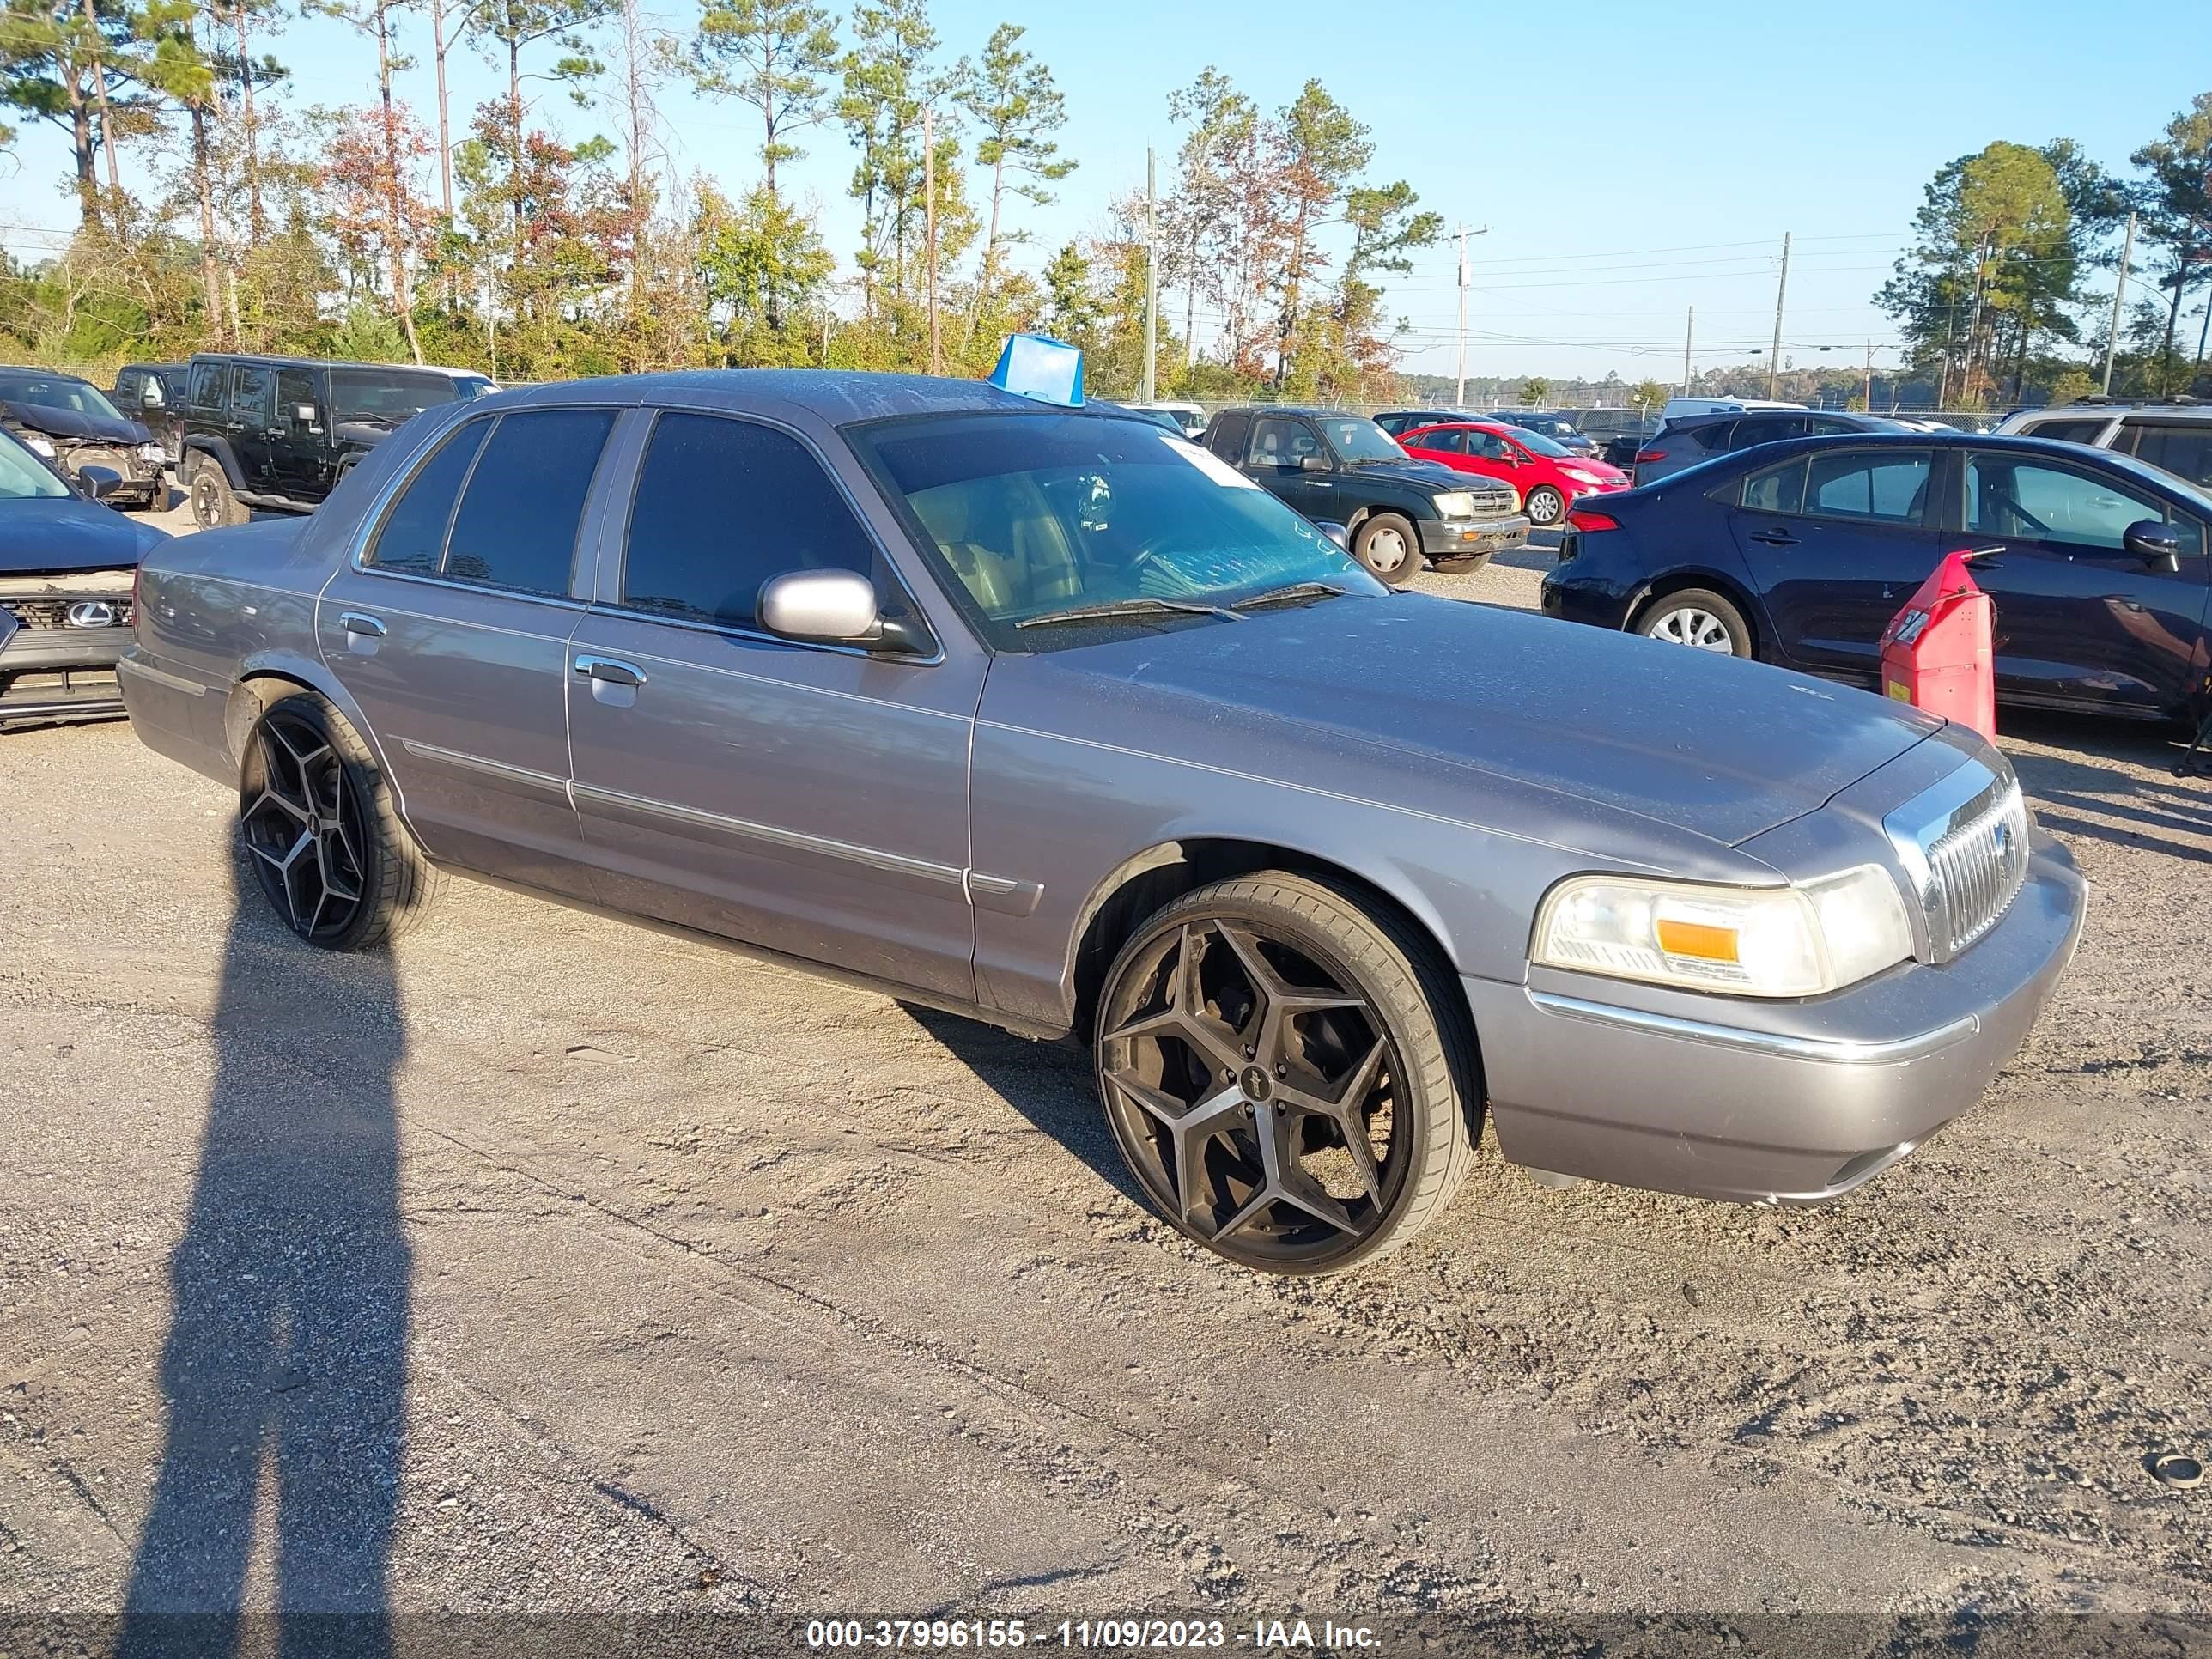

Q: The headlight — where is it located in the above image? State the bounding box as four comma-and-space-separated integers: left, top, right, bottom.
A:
1531, 866, 1912, 997
1561, 468, 1601, 484
24, 435, 55, 459
1433, 491, 1475, 519
138, 443, 167, 463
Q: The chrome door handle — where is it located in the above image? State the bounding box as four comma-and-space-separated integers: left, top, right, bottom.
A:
338, 611, 386, 638
574, 655, 645, 687
1749, 528, 1799, 547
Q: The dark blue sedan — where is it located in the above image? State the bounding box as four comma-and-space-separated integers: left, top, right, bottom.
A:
1541, 431, 2212, 722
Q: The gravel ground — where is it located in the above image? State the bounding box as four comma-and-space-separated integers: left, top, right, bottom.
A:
3, 517, 2210, 1652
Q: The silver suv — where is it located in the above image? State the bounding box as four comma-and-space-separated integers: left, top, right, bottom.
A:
1996, 400, 2212, 491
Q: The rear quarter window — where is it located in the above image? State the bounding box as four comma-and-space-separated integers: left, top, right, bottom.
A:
2018, 417, 2109, 446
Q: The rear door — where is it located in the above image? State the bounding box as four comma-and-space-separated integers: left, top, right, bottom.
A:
1959, 449, 2212, 714
563, 408, 982, 1000
1726, 447, 1946, 679
1399, 427, 1470, 470
316, 405, 619, 891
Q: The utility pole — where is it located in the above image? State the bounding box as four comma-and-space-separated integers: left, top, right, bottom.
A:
2103, 209, 2136, 395
1681, 306, 1693, 395
924, 106, 943, 375
1141, 147, 1158, 404
1864, 338, 1874, 410
1766, 232, 1790, 398
1452, 223, 1489, 407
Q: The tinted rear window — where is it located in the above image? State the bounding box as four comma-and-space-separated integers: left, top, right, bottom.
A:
2121, 422, 2212, 490
441, 410, 614, 596
367, 420, 489, 574
2020, 417, 2108, 446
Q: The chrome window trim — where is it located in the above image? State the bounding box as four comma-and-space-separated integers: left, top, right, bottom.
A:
1526, 989, 1979, 1066
580, 599, 947, 668
608, 405, 944, 666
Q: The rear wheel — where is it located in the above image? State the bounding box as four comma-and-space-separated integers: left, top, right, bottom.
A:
1352, 513, 1422, 586
1636, 586, 1753, 658
240, 691, 445, 951
1093, 872, 1478, 1275
1524, 485, 1565, 526
188, 456, 247, 528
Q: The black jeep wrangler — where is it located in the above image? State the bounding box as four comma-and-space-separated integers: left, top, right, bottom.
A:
1202, 406, 1528, 584
179, 354, 495, 526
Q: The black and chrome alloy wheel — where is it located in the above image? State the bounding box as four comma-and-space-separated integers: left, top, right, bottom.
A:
240, 706, 369, 942
1097, 875, 1473, 1273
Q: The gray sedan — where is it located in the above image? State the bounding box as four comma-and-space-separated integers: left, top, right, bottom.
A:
118, 371, 2086, 1275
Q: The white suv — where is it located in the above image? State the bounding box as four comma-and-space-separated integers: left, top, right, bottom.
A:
1997, 401, 2212, 491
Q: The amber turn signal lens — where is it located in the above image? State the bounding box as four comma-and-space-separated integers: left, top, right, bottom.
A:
1655, 919, 1741, 963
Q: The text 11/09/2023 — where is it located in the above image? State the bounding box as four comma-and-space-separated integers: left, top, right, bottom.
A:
805, 1618, 1381, 1650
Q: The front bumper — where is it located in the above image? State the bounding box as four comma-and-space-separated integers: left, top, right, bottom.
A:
0, 599, 133, 724
1422, 513, 1530, 561
1463, 833, 2086, 1205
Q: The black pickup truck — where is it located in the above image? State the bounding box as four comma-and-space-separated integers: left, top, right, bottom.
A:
1202, 405, 1528, 584
177, 353, 495, 526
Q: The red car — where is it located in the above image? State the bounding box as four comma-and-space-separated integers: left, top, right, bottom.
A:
1398, 420, 1629, 529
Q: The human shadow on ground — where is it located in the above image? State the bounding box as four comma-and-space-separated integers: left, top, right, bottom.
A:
117, 851, 411, 1658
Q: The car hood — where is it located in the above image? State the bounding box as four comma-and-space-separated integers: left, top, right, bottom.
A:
0, 401, 152, 445
1062, 593, 1940, 848
331, 417, 403, 448
1344, 458, 1469, 489
0, 497, 168, 573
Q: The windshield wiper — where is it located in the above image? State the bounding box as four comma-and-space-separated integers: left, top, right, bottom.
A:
1015, 596, 1244, 629
1231, 580, 1350, 611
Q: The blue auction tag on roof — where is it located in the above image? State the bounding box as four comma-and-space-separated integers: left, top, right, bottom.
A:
989, 333, 1084, 406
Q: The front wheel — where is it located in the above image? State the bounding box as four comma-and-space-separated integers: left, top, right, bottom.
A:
188, 457, 248, 528
240, 691, 445, 950
1352, 513, 1422, 586
1524, 485, 1565, 527
1635, 586, 1753, 658
1093, 872, 1478, 1275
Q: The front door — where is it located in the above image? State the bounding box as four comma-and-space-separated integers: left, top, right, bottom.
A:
1960, 450, 2212, 714
1241, 414, 1334, 520
1727, 447, 1945, 680
270, 367, 327, 501
316, 405, 619, 893
226, 362, 279, 493
564, 409, 983, 1001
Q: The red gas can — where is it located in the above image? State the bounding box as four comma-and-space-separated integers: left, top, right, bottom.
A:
1880, 550, 1996, 742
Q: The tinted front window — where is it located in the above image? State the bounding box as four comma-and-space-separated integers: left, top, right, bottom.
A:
188, 362, 224, 409
2122, 422, 2212, 490
622, 413, 877, 629
442, 410, 612, 595
854, 414, 1380, 635
276, 368, 316, 423
1249, 416, 1322, 466
366, 420, 489, 574
1467, 429, 1514, 461
229, 365, 274, 423
0, 375, 122, 419
1804, 451, 1929, 522
1967, 456, 2182, 552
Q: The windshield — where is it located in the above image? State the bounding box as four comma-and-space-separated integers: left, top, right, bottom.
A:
328, 369, 465, 424
0, 429, 70, 498
1317, 416, 1404, 463
1510, 428, 1575, 459
852, 413, 1383, 637
0, 375, 121, 420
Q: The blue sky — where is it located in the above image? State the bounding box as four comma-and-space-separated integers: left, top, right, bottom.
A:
3, 0, 2208, 380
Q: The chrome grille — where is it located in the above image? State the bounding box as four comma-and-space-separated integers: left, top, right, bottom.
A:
1883, 760, 2031, 963
3, 596, 135, 631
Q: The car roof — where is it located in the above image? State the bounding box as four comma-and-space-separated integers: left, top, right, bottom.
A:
2027, 401, 2209, 419
1215, 404, 1376, 419
0, 365, 95, 385
479, 368, 1146, 428
185, 351, 489, 375
1683, 428, 2212, 500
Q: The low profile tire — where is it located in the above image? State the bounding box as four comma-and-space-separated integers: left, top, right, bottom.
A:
239, 691, 445, 951
1093, 872, 1479, 1276
1636, 586, 1753, 658
188, 456, 248, 528
1352, 512, 1423, 586
1524, 485, 1565, 527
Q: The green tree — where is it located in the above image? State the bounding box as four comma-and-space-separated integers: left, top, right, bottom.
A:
694, 178, 832, 362
1269, 79, 1368, 386
837, 0, 951, 312
692, 0, 838, 200
1040, 239, 1095, 342
1161, 66, 1251, 373
955, 21, 1070, 321
1629, 377, 1668, 411
1520, 376, 1549, 405
2130, 93, 2212, 386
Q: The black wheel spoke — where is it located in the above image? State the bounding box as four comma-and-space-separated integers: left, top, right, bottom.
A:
1098, 908, 1409, 1268
240, 708, 371, 942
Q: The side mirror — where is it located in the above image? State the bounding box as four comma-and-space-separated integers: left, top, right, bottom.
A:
138, 382, 164, 410
1313, 520, 1351, 551
1298, 453, 1331, 472
2123, 519, 2185, 569
294, 403, 319, 425
76, 464, 123, 502
757, 568, 927, 654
